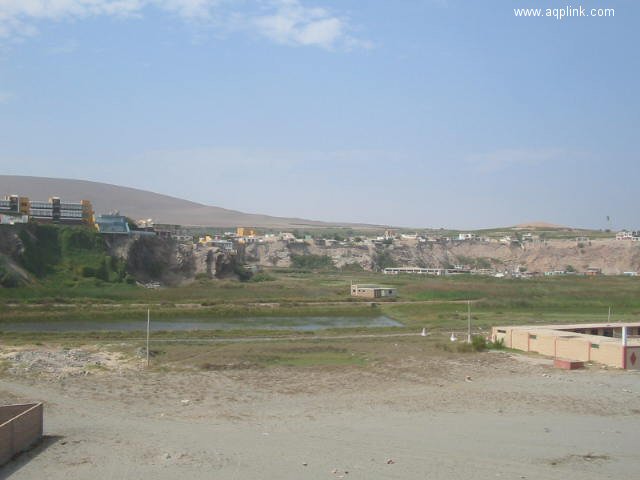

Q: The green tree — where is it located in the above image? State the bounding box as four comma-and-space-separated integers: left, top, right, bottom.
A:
374, 250, 396, 269
96, 257, 110, 281
290, 254, 334, 270
18, 225, 61, 277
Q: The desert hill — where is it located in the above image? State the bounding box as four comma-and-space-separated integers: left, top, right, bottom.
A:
0, 175, 381, 229
513, 221, 569, 230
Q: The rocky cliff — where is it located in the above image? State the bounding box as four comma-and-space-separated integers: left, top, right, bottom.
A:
244, 238, 640, 275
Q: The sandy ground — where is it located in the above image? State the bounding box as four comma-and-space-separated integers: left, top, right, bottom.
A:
1, 345, 640, 480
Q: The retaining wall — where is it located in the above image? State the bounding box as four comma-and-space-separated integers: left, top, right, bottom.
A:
0, 403, 43, 466
492, 326, 632, 369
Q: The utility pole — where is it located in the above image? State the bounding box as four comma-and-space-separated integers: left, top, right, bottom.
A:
467, 300, 471, 343
608, 306, 611, 323
146, 308, 150, 368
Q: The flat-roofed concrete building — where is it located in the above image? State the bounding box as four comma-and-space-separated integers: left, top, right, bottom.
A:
492, 322, 640, 370
1, 194, 94, 226
95, 214, 130, 234
350, 284, 397, 299
383, 267, 445, 275
29, 197, 92, 225
0, 195, 30, 216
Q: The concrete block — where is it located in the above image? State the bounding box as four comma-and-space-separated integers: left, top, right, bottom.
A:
554, 358, 584, 370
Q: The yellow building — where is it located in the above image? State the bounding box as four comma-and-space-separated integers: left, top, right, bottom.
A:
236, 227, 257, 237
19, 196, 30, 215
198, 235, 214, 245
81, 200, 95, 227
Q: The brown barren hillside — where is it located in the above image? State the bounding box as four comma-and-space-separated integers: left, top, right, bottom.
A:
0, 175, 382, 229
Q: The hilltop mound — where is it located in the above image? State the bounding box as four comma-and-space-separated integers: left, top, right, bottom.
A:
513, 221, 570, 230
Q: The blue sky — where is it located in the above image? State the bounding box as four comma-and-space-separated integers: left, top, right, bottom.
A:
0, 0, 638, 229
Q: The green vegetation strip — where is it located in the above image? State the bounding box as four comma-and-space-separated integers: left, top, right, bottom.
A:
2, 267, 639, 339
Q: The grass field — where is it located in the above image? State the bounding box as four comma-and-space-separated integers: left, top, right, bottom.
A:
1, 270, 639, 341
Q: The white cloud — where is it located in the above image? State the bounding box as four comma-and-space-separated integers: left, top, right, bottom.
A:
0, 0, 370, 50
0, 0, 145, 22
252, 0, 358, 49
157, 0, 217, 19
0, 0, 145, 40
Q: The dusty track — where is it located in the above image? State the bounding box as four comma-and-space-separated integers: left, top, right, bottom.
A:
1, 344, 640, 479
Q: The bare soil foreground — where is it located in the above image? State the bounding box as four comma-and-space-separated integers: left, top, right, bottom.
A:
1, 338, 640, 480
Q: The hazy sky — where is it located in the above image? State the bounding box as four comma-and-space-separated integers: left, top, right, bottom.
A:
0, 0, 638, 229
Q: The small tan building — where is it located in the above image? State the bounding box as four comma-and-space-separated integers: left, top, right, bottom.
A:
492, 322, 640, 370
350, 284, 397, 299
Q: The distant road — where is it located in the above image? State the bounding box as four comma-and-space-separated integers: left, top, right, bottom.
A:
102, 332, 427, 344
4, 299, 485, 309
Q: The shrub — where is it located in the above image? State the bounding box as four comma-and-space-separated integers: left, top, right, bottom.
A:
127, 236, 171, 280
0, 257, 22, 288
96, 257, 109, 281
456, 342, 474, 353
475, 257, 492, 269
81, 266, 96, 277
251, 272, 275, 282
471, 335, 487, 351
374, 250, 396, 269
340, 262, 364, 272
60, 228, 102, 252
18, 224, 61, 277
437, 336, 490, 353
290, 254, 334, 270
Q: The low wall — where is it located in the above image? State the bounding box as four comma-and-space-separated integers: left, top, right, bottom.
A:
555, 337, 591, 362
0, 403, 43, 466
511, 330, 529, 351
491, 326, 631, 369
591, 342, 623, 368
529, 333, 556, 357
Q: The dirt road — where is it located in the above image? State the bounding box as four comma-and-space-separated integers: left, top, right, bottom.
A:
1, 347, 640, 479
